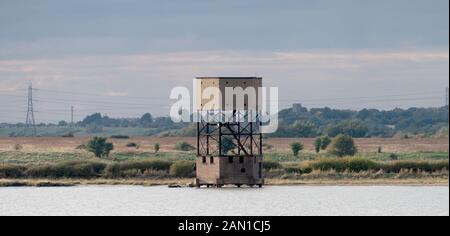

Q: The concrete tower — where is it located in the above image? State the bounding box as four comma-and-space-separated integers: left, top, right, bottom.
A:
195, 77, 264, 188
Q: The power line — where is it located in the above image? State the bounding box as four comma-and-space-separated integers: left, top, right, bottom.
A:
34, 88, 168, 100
24, 83, 37, 136
0, 85, 447, 124
302, 96, 443, 106
70, 106, 74, 129
278, 90, 443, 102
2, 88, 444, 105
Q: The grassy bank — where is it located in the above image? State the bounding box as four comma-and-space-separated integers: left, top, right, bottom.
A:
0, 178, 193, 187
0, 157, 448, 186
1, 174, 448, 187
0, 160, 196, 179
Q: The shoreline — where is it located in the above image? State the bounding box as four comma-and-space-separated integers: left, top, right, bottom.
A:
1, 178, 448, 187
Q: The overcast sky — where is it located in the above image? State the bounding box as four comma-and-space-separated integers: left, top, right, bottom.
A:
0, 0, 448, 123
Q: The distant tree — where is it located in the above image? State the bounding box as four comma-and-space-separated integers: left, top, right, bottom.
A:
86, 137, 114, 158
290, 142, 304, 157
320, 136, 331, 150
140, 113, 153, 127
315, 136, 331, 153
292, 121, 318, 137
328, 134, 357, 157
154, 117, 175, 126
175, 142, 195, 151
154, 143, 160, 153
81, 113, 103, 126
176, 124, 197, 137
58, 120, 68, 127
314, 138, 322, 153
326, 120, 368, 138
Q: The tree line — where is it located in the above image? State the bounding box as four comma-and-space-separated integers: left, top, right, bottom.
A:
1, 106, 448, 138
271, 106, 449, 138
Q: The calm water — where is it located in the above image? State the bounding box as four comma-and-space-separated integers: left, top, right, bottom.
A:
0, 186, 448, 216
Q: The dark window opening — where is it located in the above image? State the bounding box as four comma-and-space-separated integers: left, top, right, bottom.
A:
239, 156, 244, 163
259, 163, 262, 178
210, 157, 214, 164
241, 168, 246, 173
228, 156, 234, 163
202, 156, 206, 164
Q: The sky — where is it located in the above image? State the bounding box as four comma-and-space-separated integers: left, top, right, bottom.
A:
0, 0, 448, 123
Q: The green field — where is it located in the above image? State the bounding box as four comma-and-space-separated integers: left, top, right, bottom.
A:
0, 126, 178, 137
0, 150, 448, 164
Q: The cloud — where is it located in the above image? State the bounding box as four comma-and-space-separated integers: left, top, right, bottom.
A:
104, 91, 128, 97
0, 49, 448, 122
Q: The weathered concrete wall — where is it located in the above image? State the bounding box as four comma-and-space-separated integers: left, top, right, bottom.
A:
196, 156, 264, 186
196, 77, 262, 112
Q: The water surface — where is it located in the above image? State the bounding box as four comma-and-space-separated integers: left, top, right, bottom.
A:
0, 186, 448, 216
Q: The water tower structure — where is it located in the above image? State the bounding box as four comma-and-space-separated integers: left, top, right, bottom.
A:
195, 77, 264, 188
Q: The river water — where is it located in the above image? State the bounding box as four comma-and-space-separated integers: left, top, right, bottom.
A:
0, 186, 448, 216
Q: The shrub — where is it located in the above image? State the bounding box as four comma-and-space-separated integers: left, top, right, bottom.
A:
314, 138, 322, 153
283, 165, 313, 174
24, 161, 107, 178
86, 137, 114, 158
320, 136, 331, 150
103, 160, 173, 178
154, 143, 160, 153
118, 169, 170, 178
61, 132, 74, 138
110, 135, 130, 139
389, 153, 399, 160
263, 161, 282, 170
314, 136, 332, 153
175, 142, 195, 151
310, 158, 378, 172
126, 142, 138, 148
290, 142, 304, 157
328, 134, 357, 157
381, 161, 449, 173
308, 158, 449, 174
170, 161, 195, 178
14, 144, 23, 151
0, 165, 26, 178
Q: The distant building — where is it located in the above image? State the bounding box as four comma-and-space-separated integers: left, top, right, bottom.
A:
292, 103, 307, 114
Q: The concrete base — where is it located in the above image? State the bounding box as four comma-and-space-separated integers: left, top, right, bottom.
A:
196, 156, 264, 188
